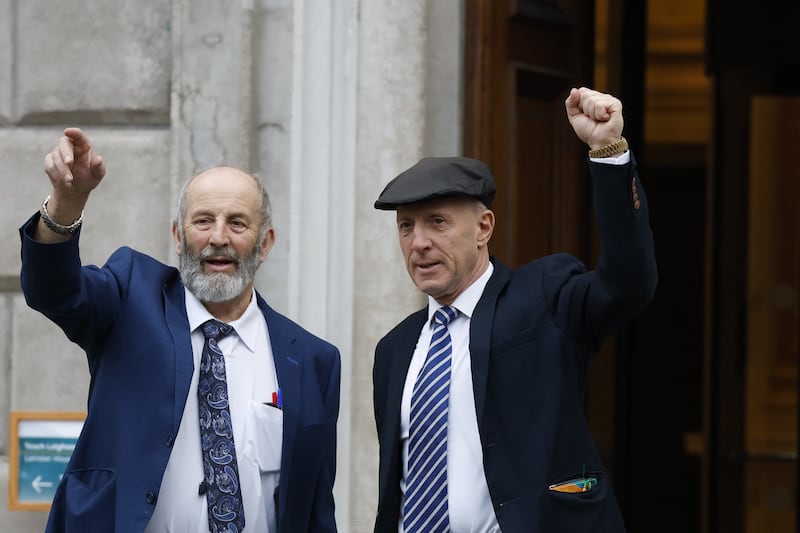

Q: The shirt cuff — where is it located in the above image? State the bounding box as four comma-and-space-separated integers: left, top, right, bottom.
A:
589, 150, 631, 165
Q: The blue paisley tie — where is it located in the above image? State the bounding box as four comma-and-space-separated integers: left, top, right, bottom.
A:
199, 319, 246, 533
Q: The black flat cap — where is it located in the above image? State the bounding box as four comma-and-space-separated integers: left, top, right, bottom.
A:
374, 156, 496, 210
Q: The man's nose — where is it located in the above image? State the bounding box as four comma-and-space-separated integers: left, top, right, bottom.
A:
208, 219, 230, 246
410, 227, 431, 250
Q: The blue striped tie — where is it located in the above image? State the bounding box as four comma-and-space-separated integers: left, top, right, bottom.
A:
404, 305, 457, 533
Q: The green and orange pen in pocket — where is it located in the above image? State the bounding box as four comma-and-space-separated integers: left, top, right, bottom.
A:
548, 465, 598, 493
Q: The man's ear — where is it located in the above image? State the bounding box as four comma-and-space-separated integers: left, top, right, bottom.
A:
477, 209, 495, 247
172, 220, 182, 254
259, 228, 276, 263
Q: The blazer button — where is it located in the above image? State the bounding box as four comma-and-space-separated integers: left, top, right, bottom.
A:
166, 435, 174, 447
145, 492, 157, 505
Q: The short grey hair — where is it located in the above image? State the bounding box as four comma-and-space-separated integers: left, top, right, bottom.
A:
175, 166, 273, 241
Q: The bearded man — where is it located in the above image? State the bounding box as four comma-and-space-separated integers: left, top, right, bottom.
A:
20, 128, 341, 533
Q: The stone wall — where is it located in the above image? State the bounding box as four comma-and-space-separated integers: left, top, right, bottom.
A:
0, 1, 462, 530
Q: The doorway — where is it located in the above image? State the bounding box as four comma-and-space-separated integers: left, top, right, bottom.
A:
463, 1, 799, 532
595, 0, 707, 530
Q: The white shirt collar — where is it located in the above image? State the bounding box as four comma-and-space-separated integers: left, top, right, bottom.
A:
184, 287, 260, 353
427, 261, 494, 322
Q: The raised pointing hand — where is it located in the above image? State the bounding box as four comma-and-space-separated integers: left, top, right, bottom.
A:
44, 127, 106, 196
36, 128, 106, 242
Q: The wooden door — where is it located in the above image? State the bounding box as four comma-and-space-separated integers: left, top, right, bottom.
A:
463, 0, 595, 266
706, 2, 800, 531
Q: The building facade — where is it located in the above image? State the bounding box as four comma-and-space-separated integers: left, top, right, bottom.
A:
0, 1, 464, 530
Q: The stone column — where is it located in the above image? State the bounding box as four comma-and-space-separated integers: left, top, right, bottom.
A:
350, 1, 430, 530
170, 0, 256, 259
252, 0, 361, 527
349, 1, 464, 529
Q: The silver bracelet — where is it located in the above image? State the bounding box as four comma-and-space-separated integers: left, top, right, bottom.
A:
39, 195, 83, 235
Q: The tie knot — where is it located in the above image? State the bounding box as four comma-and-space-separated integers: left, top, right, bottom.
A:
201, 319, 234, 341
433, 306, 457, 327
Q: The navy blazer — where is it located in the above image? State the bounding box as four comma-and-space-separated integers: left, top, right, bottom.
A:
373, 159, 657, 533
20, 217, 340, 533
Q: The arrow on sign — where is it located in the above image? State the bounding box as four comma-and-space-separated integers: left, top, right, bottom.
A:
32, 475, 53, 494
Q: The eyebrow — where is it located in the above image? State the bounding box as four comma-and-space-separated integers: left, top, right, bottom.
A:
188, 209, 254, 224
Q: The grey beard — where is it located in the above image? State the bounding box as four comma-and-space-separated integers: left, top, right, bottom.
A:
179, 240, 262, 303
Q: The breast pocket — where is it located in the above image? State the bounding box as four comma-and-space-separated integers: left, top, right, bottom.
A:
241, 401, 283, 532
243, 401, 283, 473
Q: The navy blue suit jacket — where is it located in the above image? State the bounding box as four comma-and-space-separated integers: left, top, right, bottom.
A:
373, 159, 657, 533
20, 217, 340, 533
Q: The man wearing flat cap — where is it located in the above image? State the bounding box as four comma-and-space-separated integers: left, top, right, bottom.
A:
371, 87, 657, 533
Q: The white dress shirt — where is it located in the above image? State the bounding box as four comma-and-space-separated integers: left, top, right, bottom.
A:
145, 289, 281, 533
399, 262, 501, 533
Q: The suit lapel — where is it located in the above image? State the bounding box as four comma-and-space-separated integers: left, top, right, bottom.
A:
163, 278, 193, 429
470, 259, 509, 423
256, 296, 300, 517
382, 310, 427, 471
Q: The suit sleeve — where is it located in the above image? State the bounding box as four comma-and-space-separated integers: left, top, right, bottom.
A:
19, 213, 126, 355
545, 155, 658, 351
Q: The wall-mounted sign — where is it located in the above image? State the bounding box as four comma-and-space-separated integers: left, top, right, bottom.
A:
8, 411, 85, 511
